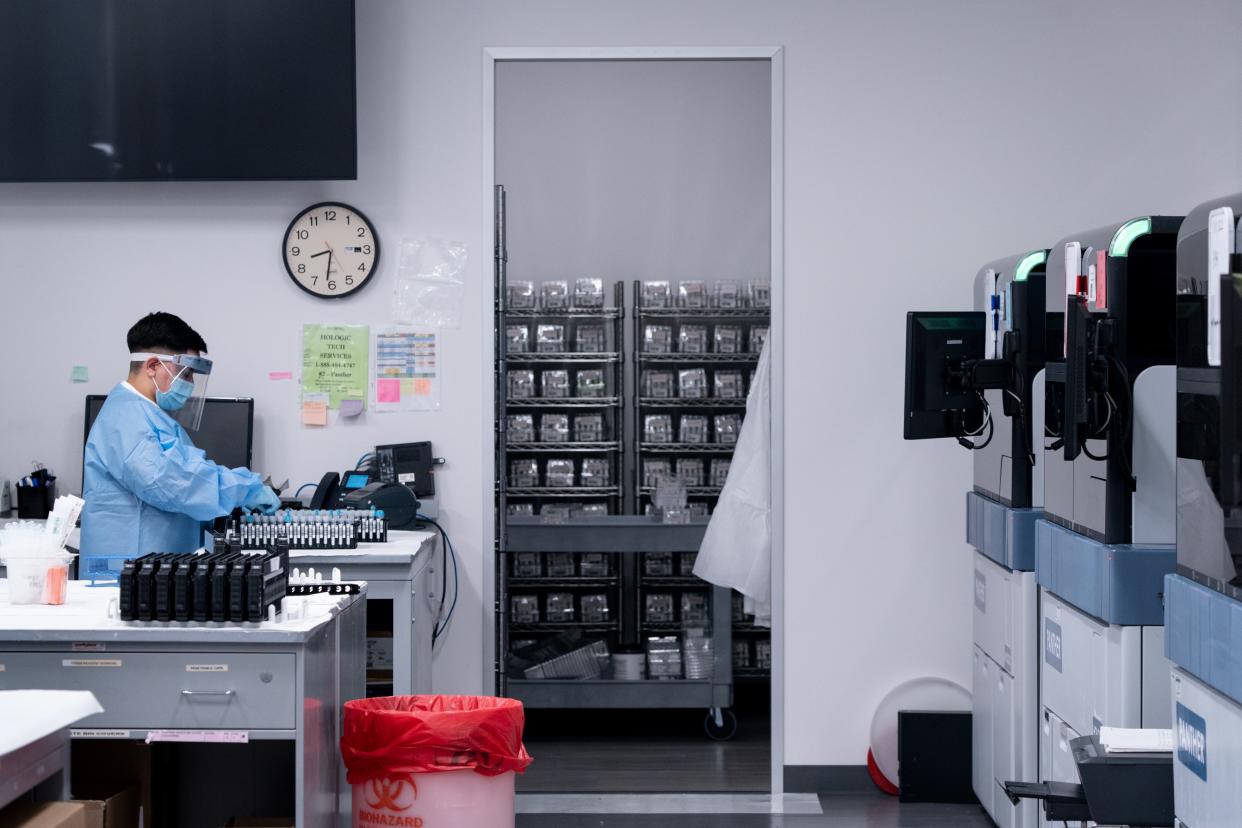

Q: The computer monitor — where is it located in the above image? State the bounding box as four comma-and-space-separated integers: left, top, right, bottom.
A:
84, 395, 255, 477
903, 312, 987, 440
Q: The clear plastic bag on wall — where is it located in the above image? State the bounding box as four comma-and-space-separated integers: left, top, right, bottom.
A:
392, 238, 468, 328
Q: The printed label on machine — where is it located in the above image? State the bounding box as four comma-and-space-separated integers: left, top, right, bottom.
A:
1206, 206, 1233, 368
185, 664, 229, 672
145, 730, 249, 744
1176, 703, 1207, 782
71, 642, 106, 652
62, 658, 121, 668
71, 729, 131, 739
1043, 618, 1063, 673
974, 570, 986, 612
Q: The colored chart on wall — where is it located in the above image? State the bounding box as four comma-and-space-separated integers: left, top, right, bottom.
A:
373, 327, 440, 412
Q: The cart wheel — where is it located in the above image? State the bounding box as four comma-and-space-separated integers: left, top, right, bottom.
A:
704, 708, 738, 741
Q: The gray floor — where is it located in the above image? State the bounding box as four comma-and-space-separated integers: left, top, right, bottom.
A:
518, 735, 769, 793
518, 707, 770, 793
515, 794, 993, 826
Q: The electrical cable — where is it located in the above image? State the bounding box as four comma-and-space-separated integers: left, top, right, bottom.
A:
385, 484, 454, 645
419, 514, 458, 645
355, 452, 375, 471
293, 482, 317, 498
1082, 392, 1115, 462
957, 392, 993, 450
1006, 389, 1037, 467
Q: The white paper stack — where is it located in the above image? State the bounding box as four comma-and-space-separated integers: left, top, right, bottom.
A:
1097, 726, 1173, 754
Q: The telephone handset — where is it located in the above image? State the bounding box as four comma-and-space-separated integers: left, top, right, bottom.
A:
309, 470, 377, 510
309, 472, 340, 510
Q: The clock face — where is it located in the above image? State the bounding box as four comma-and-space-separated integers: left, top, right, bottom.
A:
283, 202, 379, 298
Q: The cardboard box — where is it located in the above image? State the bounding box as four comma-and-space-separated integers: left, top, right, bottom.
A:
76, 787, 139, 828
0, 802, 89, 828
71, 743, 152, 826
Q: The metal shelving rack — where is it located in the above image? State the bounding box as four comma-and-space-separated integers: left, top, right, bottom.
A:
503, 517, 732, 722
631, 281, 772, 679
492, 185, 757, 735
500, 281, 626, 517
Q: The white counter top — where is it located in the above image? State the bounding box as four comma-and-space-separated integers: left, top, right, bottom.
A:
0, 580, 360, 644
0, 690, 102, 757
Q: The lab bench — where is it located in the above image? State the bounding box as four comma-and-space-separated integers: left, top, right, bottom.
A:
288, 528, 438, 696
0, 580, 365, 828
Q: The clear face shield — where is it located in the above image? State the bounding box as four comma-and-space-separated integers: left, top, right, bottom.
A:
131, 352, 213, 431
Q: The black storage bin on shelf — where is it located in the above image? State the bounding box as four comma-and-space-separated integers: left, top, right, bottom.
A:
16, 479, 56, 519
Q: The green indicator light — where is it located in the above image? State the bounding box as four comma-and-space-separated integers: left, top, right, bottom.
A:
1014, 250, 1047, 282
919, 316, 983, 330
1109, 217, 1152, 257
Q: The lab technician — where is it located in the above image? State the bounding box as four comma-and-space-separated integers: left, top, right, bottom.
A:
80, 313, 279, 557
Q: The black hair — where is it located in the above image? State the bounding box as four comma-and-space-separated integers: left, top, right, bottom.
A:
126, 312, 208, 354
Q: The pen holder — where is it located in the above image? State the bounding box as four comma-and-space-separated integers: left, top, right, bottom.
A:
16, 480, 56, 519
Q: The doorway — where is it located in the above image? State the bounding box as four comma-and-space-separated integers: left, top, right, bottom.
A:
483, 48, 785, 803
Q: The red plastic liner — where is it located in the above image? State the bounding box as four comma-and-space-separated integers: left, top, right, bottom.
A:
341, 695, 533, 782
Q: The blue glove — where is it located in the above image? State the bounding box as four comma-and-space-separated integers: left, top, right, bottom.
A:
245, 486, 282, 515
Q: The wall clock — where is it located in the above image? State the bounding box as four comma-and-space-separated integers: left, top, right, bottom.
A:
283, 202, 379, 298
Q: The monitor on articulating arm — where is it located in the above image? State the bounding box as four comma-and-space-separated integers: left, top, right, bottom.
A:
903, 312, 991, 445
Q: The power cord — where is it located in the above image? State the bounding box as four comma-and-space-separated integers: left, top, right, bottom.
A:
957, 392, 994, 451
418, 514, 458, 646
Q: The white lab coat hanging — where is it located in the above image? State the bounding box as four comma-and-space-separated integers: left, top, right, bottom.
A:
693, 340, 771, 626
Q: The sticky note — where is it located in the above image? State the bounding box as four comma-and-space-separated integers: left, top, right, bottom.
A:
377, 379, 401, 403
302, 402, 328, 426
340, 398, 365, 418
413, 379, 433, 396
70, 365, 89, 383
268, 371, 293, 381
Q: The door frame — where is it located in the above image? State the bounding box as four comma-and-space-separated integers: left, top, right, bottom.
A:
481, 45, 786, 807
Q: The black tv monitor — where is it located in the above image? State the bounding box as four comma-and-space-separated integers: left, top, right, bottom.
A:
0, 0, 356, 182
1062, 295, 1091, 461
84, 395, 255, 476
904, 312, 987, 440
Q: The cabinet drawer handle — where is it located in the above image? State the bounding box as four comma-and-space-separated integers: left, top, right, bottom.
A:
181, 689, 235, 697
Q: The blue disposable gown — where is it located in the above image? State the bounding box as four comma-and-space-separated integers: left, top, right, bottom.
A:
80, 383, 266, 556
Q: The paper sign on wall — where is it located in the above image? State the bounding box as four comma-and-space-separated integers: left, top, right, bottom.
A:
302, 324, 369, 409
373, 327, 441, 412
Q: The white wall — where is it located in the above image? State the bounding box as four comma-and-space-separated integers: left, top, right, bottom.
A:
2, 0, 1240, 768
496, 59, 771, 285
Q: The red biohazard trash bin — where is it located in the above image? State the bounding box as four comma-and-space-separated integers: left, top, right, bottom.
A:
341, 695, 533, 828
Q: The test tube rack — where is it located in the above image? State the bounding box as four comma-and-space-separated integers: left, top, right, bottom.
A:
119, 539, 289, 624
225, 508, 389, 550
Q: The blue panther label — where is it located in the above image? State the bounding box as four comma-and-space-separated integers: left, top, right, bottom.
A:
1044, 618, 1063, 673
1176, 703, 1207, 782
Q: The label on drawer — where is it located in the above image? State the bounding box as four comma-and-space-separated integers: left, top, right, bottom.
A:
71, 642, 106, 652
186, 664, 229, 672
71, 729, 130, 739
974, 570, 986, 612
145, 730, 249, 744
1044, 618, 1063, 673
1176, 703, 1207, 782
62, 659, 121, 668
